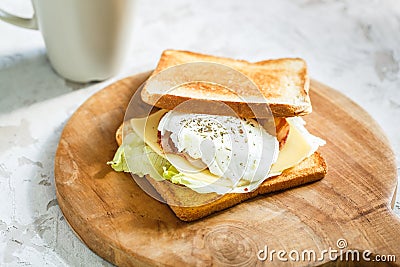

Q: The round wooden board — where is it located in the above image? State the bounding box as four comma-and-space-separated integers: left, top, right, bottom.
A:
55, 71, 400, 266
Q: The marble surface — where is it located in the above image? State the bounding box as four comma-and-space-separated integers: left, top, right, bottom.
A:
0, 0, 399, 266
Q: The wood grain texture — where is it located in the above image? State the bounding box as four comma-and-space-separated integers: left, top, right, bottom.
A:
54, 71, 399, 266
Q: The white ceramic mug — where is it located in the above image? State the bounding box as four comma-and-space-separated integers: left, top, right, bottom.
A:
0, 0, 136, 82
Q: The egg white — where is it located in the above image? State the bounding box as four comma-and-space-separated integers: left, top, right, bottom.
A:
158, 111, 279, 187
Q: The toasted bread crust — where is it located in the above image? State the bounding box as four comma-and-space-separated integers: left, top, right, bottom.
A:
141, 50, 311, 117
116, 123, 123, 146
146, 152, 326, 222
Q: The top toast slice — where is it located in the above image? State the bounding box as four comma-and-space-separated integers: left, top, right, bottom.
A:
141, 50, 311, 117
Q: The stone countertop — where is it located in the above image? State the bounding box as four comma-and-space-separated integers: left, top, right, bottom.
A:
0, 0, 399, 266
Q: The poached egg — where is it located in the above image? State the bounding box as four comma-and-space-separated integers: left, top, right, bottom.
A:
158, 111, 279, 187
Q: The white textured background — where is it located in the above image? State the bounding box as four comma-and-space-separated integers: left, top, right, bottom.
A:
0, 0, 399, 266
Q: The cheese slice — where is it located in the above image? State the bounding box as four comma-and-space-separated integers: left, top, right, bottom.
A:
130, 109, 322, 190
269, 118, 313, 175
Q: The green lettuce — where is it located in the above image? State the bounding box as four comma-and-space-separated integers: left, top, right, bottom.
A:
162, 165, 185, 183
107, 145, 129, 172
107, 131, 172, 181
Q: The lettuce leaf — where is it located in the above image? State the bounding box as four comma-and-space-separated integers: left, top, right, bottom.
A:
107, 145, 129, 172
107, 131, 171, 181
162, 165, 185, 183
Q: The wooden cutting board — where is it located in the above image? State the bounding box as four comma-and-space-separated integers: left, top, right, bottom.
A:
55, 71, 400, 266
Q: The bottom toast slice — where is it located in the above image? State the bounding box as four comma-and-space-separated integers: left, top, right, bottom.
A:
146, 152, 327, 222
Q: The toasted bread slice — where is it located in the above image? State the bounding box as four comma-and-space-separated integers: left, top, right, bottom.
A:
115, 123, 327, 222
146, 152, 326, 222
141, 50, 311, 117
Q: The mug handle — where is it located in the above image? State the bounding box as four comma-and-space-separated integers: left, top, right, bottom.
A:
0, 7, 38, 30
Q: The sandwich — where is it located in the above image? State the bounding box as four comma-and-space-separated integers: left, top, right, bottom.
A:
107, 50, 327, 222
